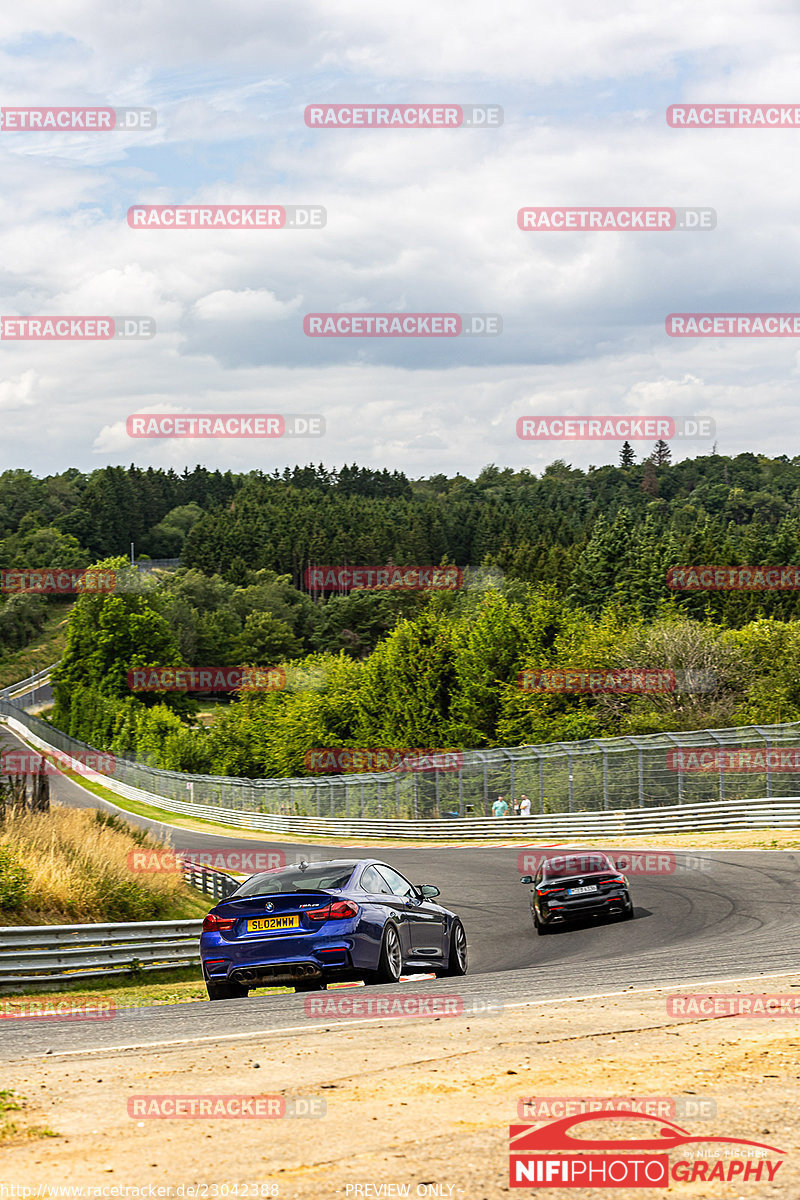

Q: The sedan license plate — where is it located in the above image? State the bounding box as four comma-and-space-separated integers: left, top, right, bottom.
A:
247, 915, 300, 932
568, 885, 598, 896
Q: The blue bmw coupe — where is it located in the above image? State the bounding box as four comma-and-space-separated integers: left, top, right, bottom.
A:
200, 857, 468, 999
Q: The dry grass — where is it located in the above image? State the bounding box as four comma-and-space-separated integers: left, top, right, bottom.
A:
0, 804, 207, 924
0, 1090, 58, 1143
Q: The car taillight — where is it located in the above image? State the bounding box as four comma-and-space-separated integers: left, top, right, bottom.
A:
536, 887, 562, 896
202, 913, 236, 932
306, 900, 359, 921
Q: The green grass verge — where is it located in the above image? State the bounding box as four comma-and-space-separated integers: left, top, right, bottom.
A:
0, 601, 72, 690
0, 1089, 58, 1142
0, 966, 292, 1004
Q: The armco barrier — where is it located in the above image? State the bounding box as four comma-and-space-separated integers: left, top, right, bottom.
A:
4, 708, 800, 836
0, 663, 56, 701
0, 920, 203, 989
4, 696, 800, 836
182, 859, 239, 901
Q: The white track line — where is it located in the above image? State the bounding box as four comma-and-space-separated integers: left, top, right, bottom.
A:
17, 967, 800, 1060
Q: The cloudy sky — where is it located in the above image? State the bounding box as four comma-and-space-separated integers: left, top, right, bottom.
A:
1, 0, 799, 479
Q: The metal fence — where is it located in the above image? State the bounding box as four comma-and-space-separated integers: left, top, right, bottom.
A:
0, 919, 202, 988
182, 859, 239, 902
3, 696, 800, 822
0, 664, 56, 701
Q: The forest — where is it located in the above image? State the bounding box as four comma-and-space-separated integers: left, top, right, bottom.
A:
4, 447, 800, 777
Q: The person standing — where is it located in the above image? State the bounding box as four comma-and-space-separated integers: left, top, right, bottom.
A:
492, 794, 508, 818
519, 794, 532, 817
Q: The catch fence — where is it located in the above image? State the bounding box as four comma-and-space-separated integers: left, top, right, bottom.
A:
2, 698, 800, 822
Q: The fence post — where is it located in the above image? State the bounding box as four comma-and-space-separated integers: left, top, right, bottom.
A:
568, 751, 574, 813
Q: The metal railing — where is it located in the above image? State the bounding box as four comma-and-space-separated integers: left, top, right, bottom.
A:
3, 696, 800, 820
0, 663, 57, 701
0, 919, 202, 988
2, 704, 800, 837
182, 859, 239, 902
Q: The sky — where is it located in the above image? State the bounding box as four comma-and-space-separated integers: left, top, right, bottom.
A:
1, 0, 799, 479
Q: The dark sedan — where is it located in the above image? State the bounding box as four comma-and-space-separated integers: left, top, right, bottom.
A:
521, 851, 633, 934
200, 857, 468, 999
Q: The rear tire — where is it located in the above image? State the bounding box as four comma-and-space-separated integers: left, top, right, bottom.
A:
442, 919, 468, 976
206, 978, 249, 1001
621, 903, 634, 920
535, 915, 550, 935
368, 923, 403, 984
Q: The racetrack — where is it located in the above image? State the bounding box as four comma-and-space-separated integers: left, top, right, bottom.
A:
3, 723, 800, 1060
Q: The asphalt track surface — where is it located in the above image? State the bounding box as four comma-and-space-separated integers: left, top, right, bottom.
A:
3, 724, 800, 1060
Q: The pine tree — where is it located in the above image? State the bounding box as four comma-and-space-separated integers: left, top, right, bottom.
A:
652, 440, 672, 466
619, 441, 636, 467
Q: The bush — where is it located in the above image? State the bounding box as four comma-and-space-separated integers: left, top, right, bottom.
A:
0, 845, 30, 911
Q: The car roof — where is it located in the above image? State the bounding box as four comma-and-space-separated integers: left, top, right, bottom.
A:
542, 852, 615, 872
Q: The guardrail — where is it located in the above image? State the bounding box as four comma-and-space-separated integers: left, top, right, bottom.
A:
0, 919, 203, 989
5, 709, 800, 837
4, 692, 800, 822
182, 859, 239, 901
0, 663, 57, 700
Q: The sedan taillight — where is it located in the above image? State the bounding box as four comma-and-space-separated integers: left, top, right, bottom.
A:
202, 913, 236, 932
306, 900, 359, 921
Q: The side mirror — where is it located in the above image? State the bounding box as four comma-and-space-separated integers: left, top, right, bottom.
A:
520, 875, 533, 884
418, 884, 440, 899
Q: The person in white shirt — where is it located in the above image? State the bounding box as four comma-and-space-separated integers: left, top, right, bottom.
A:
518, 794, 531, 817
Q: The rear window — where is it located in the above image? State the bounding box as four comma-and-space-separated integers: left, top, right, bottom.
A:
232, 863, 357, 897
542, 854, 615, 880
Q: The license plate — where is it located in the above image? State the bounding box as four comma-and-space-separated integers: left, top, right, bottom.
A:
568, 885, 598, 896
247, 915, 300, 932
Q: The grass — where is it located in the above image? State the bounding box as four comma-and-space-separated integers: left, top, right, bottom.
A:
0, 967, 294, 1004
0, 601, 72, 690
0, 1090, 58, 1143
0, 805, 212, 925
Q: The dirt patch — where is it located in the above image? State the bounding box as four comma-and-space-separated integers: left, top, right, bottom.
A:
1, 977, 799, 1196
